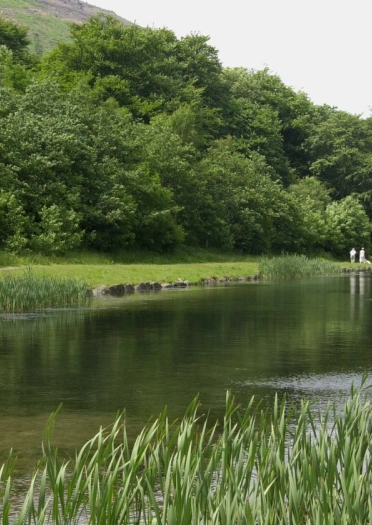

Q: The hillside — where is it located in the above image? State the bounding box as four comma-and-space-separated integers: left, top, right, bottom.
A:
0, 0, 131, 55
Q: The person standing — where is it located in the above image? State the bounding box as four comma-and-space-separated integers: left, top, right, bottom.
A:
359, 248, 366, 263
350, 247, 356, 263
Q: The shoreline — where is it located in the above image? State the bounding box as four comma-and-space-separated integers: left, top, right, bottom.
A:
0, 261, 260, 289
0, 260, 370, 295
92, 273, 260, 297
91, 264, 372, 296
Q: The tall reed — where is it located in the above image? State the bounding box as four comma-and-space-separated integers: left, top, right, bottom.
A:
2, 381, 372, 523
260, 254, 342, 278
0, 268, 91, 313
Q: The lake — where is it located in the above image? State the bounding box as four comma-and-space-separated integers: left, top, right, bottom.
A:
0, 273, 372, 475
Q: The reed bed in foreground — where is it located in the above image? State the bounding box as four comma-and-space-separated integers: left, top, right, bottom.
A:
2, 383, 372, 523
260, 254, 342, 278
0, 268, 91, 313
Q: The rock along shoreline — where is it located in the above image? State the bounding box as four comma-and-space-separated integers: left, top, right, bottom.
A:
92, 274, 260, 297
91, 267, 370, 297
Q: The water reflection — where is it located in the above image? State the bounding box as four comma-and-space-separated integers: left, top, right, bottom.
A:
350, 272, 368, 319
0, 276, 372, 475
238, 370, 372, 410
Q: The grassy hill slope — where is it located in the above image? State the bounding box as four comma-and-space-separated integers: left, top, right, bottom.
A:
0, 0, 131, 55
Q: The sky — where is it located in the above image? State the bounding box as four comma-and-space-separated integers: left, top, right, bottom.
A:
87, 0, 372, 117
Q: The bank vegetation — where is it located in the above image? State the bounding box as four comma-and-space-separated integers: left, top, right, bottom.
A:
260, 254, 343, 278
0, 15, 372, 260
0, 268, 91, 312
1, 383, 372, 523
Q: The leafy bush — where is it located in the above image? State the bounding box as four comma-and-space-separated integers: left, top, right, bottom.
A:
325, 196, 371, 256
30, 205, 83, 254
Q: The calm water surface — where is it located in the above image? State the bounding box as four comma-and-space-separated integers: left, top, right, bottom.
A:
1, 274, 372, 474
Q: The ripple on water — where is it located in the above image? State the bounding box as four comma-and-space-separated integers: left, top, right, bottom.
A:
0, 313, 49, 321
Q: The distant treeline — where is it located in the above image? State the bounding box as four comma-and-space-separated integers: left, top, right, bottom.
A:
0, 15, 371, 255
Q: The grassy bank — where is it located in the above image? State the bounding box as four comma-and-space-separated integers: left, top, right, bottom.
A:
1, 383, 372, 523
0, 249, 360, 289
0, 262, 259, 289
0, 248, 260, 288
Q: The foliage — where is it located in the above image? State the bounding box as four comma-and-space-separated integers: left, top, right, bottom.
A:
0, 14, 371, 256
0, 82, 183, 252
305, 110, 372, 215
40, 17, 225, 123
189, 140, 303, 253
2, 384, 372, 523
222, 67, 316, 182
289, 176, 331, 211
288, 177, 330, 251
29, 205, 83, 254
324, 196, 372, 256
0, 15, 30, 62
222, 67, 292, 185
0, 45, 33, 91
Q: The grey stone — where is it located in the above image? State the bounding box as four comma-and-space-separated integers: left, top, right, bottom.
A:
138, 282, 151, 291
92, 285, 110, 296
173, 281, 188, 288
108, 284, 125, 296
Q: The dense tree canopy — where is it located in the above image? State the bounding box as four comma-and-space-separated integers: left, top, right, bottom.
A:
0, 17, 30, 61
0, 15, 371, 257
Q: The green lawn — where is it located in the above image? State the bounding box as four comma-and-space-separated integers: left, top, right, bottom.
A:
0, 248, 361, 289
0, 262, 259, 288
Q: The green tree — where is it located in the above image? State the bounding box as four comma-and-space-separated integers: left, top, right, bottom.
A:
0, 82, 137, 252
30, 205, 83, 254
172, 33, 227, 125
222, 67, 316, 182
0, 16, 39, 69
324, 196, 371, 256
41, 17, 180, 119
222, 68, 290, 184
189, 139, 303, 253
0, 190, 28, 252
40, 16, 228, 133
305, 110, 372, 206
0, 16, 29, 62
288, 177, 331, 251
0, 45, 33, 91
0, 81, 187, 253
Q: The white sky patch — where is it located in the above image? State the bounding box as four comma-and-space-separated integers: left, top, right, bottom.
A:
86, 0, 372, 116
